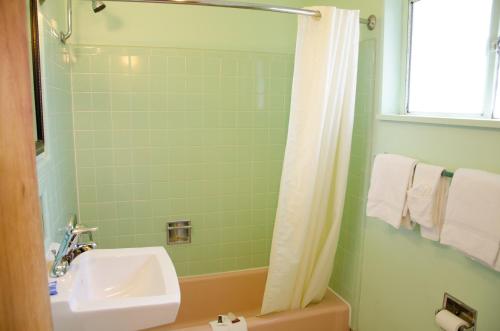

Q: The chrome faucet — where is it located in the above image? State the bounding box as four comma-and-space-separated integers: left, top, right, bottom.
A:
50, 215, 98, 278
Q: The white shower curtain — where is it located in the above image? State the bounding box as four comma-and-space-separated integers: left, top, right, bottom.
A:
261, 7, 360, 315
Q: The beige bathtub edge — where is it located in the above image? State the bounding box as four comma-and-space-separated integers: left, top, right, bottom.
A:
148, 267, 350, 331
181, 267, 353, 327
178, 266, 268, 281
328, 287, 351, 328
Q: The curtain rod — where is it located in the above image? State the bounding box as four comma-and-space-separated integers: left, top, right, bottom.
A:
102, 0, 377, 30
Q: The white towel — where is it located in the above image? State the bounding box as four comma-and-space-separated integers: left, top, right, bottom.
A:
367, 154, 417, 229
407, 163, 449, 241
440, 169, 500, 271
209, 316, 247, 331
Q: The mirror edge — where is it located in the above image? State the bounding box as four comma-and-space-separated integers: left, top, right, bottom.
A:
30, 0, 45, 156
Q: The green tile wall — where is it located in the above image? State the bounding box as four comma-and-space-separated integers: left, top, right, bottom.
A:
36, 6, 78, 249
71, 45, 293, 276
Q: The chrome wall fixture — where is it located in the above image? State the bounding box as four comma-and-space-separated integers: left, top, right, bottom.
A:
435, 293, 477, 331
167, 220, 192, 245
107, 0, 323, 17
92, 0, 107, 12
100, 0, 377, 30
361, 14, 377, 31
50, 215, 98, 277
60, 0, 72, 43
59, 0, 377, 43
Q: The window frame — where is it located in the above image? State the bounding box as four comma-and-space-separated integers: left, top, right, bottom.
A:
404, 0, 500, 120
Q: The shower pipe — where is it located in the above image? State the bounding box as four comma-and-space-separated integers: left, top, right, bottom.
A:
59, 0, 377, 43
60, 0, 72, 43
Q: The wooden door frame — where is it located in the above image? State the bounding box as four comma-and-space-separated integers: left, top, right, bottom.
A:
0, 1, 53, 330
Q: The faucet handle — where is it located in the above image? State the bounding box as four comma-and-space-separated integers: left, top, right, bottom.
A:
72, 225, 98, 235
72, 225, 98, 242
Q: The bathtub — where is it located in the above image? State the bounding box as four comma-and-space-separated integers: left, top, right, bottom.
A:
147, 268, 349, 331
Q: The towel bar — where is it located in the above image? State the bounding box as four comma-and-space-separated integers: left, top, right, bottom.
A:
372, 153, 454, 178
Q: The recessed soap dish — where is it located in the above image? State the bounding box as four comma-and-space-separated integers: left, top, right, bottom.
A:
167, 220, 191, 245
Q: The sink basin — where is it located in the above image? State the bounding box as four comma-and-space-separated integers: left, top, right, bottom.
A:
50, 247, 180, 331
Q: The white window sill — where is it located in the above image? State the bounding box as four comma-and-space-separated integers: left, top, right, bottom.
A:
377, 114, 500, 129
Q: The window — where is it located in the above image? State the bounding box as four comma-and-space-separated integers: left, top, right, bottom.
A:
406, 0, 500, 119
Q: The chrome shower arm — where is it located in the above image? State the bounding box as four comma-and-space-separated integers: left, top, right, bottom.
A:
60, 0, 72, 43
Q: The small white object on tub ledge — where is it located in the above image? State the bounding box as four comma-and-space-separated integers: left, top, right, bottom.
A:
209, 315, 247, 331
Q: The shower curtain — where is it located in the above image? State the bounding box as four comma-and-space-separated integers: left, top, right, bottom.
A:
261, 7, 360, 314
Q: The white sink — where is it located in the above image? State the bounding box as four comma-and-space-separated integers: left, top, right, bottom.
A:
50, 247, 180, 331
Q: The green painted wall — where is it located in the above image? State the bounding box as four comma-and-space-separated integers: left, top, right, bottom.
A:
362, 122, 500, 331
36, 1, 78, 249
71, 0, 307, 53
361, 0, 500, 329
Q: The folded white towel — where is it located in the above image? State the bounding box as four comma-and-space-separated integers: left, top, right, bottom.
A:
367, 154, 417, 229
407, 163, 449, 241
209, 316, 247, 331
440, 169, 500, 271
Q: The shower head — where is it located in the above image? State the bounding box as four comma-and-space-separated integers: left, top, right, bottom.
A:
92, 0, 106, 13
